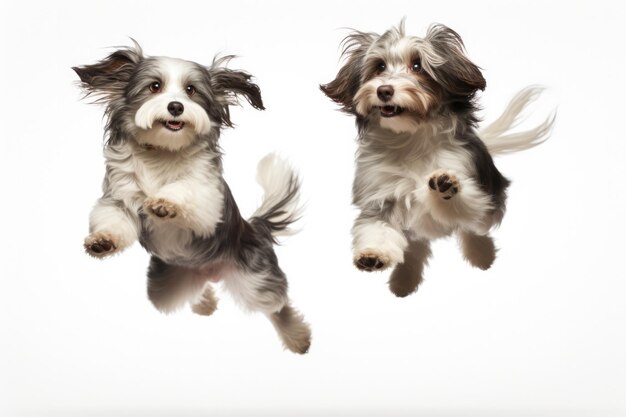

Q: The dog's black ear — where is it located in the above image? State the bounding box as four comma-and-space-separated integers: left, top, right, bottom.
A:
425, 24, 486, 97
73, 40, 143, 100
320, 31, 375, 113
209, 56, 265, 112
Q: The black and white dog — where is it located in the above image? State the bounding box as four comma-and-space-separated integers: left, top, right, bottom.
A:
321, 22, 554, 296
74, 42, 311, 353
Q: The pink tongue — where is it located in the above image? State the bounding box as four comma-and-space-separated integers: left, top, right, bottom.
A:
168, 121, 181, 128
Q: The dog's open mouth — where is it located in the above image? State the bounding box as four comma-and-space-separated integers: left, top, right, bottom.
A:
162, 120, 185, 131
379, 105, 405, 118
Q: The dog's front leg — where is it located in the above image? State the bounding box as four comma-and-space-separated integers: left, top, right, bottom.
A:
85, 198, 140, 258
426, 170, 494, 234
352, 203, 408, 272
143, 178, 224, 237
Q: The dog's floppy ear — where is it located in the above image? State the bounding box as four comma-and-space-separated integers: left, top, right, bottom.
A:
320, 31, 376, 113
209, 56, 265, 112
72, 40, 143, 100
425, 24, 486, 97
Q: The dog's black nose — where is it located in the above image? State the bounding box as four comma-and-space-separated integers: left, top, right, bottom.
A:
167, 101, 184, 116
377, 85, 394, 102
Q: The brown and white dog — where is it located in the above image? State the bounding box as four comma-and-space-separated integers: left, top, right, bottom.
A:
321, 22, 554, 296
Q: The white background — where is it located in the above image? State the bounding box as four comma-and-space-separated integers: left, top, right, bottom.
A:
1, 0, 625, 416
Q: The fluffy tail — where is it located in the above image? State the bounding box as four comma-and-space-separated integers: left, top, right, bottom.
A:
251, 153, 302, 237
480, 86, 556, 156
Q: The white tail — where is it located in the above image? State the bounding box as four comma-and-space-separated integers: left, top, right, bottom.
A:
480, 86, 556, 156
252, 153, 302, 237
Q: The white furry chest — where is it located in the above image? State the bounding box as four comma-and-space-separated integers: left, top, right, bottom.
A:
359, 139, 470, 198
103, 145, 184, 205
104, 142, 215, 205
133, 152, 189, 196
103, 142, 225, 262
356, 127, 474, 238
392, 155, 458, 238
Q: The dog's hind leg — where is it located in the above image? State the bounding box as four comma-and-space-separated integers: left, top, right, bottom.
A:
268, 301, 311, 354
458, 230, 497, 270
146, 256, 206, 314
223, 260, 311, 354
388, 239, 432, 297
191, 284, 219, 316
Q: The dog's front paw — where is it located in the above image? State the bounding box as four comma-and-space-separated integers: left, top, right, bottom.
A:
354, 251, 391, 272
144, 198, 180, 220
428, 172, 460, 200
84, 232, 118, 258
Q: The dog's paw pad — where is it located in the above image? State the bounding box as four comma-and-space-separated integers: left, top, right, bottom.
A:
144, 198, 179, 219
152, 205, 175, 218
428, 172, 459, 200
354, 252, 389, 272
84, 233, 117, 258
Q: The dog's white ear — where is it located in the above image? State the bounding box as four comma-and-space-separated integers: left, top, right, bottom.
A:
73, 41, 143, 100
320, 31, 376, 114
425, 24, 486, 97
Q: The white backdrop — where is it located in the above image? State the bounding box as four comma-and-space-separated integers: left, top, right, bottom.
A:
1, 1, 625, 416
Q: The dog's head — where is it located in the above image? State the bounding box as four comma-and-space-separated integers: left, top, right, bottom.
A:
74, 41, 264, 151
321, 22, 485, 134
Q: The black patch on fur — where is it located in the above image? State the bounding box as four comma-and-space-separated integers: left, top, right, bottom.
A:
146, 255, 198, 309
147, 256, 181, 285
459, 129, 510, 210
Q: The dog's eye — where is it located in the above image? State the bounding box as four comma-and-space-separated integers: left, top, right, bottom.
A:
149, 82, 161, 93
186, 85, 196, 97
376, 61, 386, 73
411, 60, 422, 72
